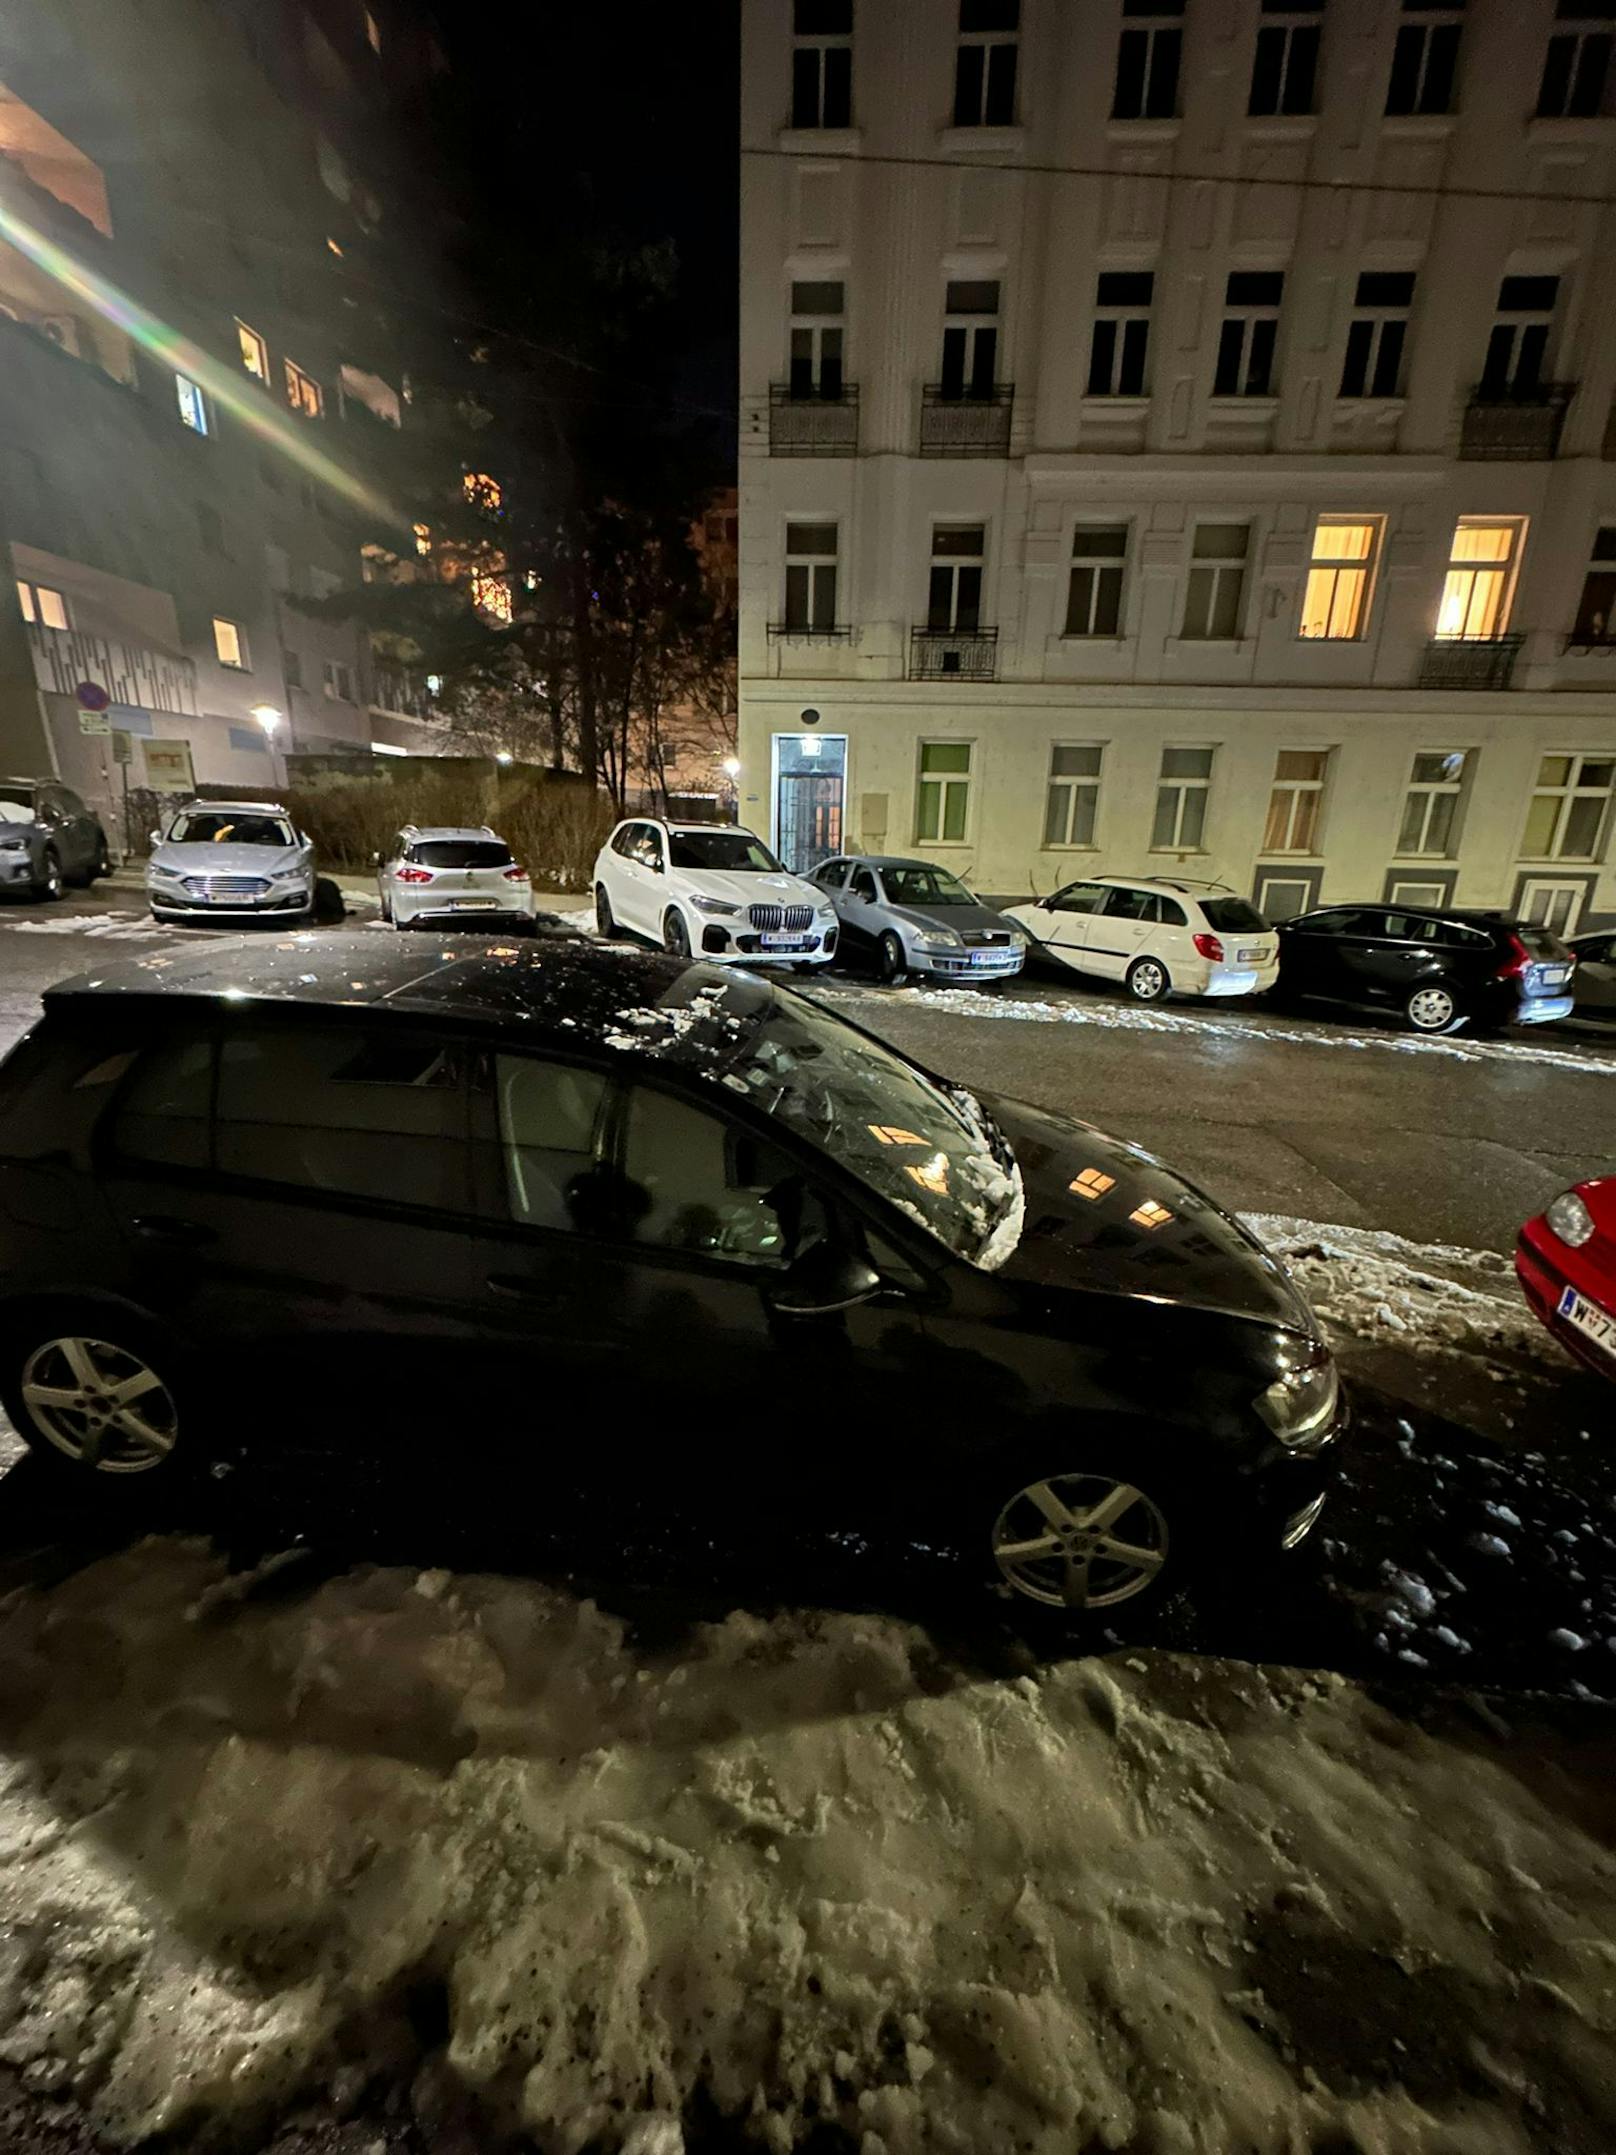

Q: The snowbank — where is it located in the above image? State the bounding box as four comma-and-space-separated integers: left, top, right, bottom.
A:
1242, 1213, 1560, 1374
0, 1544, 1612, 2151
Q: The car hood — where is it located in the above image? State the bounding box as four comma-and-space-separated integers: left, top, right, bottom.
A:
889, 899, 1020, 938
680, 868, 826, 910
151, 842, 307, 877
976, 1090, 1318, 1335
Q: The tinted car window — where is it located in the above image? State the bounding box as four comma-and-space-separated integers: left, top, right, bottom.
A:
1200, 898, 1266, 933
214, 1026, 463, 1208
1159, 897, 1188, 927
55, 788, 88, 817
611, 825, 638, 859
496, 1055, 612, 1231
1049, 882, 1106, 915
638, 827, 666, 869
411, 839, 513, 869
815, 861, 849, 889
882, 865, 974, 907
0, 1025, 140, 1167
1101, 887, 1160, 923
0, 785, 35, 814
1295, 909, 1379, 938
850, 868, 878, 902
620, 1086, 795, 1267
169, 812, 294, 847
1517, 923, 1571, 960
668, 830, 780, 872
113, 1034, 213, 1169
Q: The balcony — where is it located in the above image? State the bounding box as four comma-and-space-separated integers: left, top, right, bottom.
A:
919, 383, 1014, 457
768, 383, 859, 456
1460, 385, 1573, 461
25, 622, 197, 714
1417, 633, 1524, 690
369, 665, 436, 720
909, 625, 999, 681
766, 622, 853, 643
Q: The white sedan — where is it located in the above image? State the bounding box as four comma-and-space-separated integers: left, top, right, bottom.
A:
592, 818, 837, 966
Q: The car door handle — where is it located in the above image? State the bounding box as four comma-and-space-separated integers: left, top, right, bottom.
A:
485, 1273, 559, 1305
130, 1214, 215, 1247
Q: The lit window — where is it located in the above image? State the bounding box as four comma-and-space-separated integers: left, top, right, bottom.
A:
176, 374, 208, 434
15, 580, 68, 630
464, 472, 503, 512
236, 321, 268, 379
1069, 1167, 1117, 1200
916, 741, 972, 843
1299, 518, 1380, 640
1262, 749, 1332, 854
212, 617, 247, 669
1435, 518, 1524, 641
413, 522, 432, 556
471, 568, 513, 622
284, 359, 323, 418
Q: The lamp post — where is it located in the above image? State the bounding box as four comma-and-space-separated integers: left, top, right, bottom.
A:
251, 704, 283, 789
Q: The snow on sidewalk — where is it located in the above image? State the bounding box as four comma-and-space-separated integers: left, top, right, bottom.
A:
0, 1542, 1612, 2152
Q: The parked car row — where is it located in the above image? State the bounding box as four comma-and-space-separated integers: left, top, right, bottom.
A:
0, 777, 111, 901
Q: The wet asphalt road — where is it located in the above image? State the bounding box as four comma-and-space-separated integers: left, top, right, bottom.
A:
0, 885, 1612, 1255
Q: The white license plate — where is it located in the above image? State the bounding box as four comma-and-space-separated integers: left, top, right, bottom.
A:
1238, 945, 1265, 962
761, 933, 808, 949
971, 950, 1003, 966
1558, 1285, 1616, 1356
1540, 966, 1571, 985
450, 897, 499, 910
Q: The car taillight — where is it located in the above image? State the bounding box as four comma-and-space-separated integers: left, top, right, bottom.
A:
396, 866, 434, 884
1193, 932, 1224, 962
502, 865, 529, 882
1495, 932, 1531, 980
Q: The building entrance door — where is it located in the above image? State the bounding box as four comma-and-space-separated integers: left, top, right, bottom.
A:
773, 733, 846, 872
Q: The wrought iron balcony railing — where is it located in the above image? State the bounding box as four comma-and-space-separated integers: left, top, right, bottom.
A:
918, 383, 1014, 457
768, 383, 859, 456
909, 624, 999, 680
25, 622, 198, 715
767, 621, 853, 641
1418, 633, 1524, 690
1460, 385, 1573, 461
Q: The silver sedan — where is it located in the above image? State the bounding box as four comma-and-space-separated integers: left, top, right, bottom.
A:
810, 855, 1028, 984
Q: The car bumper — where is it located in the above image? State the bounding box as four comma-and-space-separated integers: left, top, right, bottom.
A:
912, 947, 1025, 980
1183, 960, 1281, 998
1515, 1227, 1616, 1379
397, 900, 537, 926
150, 886, 311, 917
0, 853, 35, 885
698, 925, 837, 962
1512, 993, 1574, 1026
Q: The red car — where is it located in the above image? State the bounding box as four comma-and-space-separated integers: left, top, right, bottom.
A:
1517, 1178, 1616, 1381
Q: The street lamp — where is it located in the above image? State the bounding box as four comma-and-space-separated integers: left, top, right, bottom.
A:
495, 750, 513, 766
251, 704, 283, 787
721, 756, 741, 778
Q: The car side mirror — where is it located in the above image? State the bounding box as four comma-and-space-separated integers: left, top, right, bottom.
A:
149, 828, 162, 848
767, 1241, 884, 1317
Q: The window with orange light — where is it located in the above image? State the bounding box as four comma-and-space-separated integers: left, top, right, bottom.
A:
464, 472, 503, 512
236, 321, 268, 380
472, 569, 513, 621
1435, 518, 1525, 641
284, 359, 323, 418
412, 522, 432, 556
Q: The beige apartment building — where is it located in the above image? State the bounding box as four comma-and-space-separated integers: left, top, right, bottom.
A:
739, 0, 1616, 929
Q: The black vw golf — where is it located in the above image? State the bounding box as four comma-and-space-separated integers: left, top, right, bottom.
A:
0, 935, 1341, 1618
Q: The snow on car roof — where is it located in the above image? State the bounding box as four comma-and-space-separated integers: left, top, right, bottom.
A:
41, 929, 773, 1062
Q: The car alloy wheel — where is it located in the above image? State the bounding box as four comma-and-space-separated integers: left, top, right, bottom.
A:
595, 885, 616, 937
34, 849, 62, 902
19, 1335, 179, 1474
92, 841, 111, 880
992, 1471, 1169, 1609
1126, 956, 1168, 1003
664, 908, 690, 957
1406, 983, 1463, 1034
877, 931, 909, 986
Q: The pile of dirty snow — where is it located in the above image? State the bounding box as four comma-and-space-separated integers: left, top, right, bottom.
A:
0, 1543, 1613, 2151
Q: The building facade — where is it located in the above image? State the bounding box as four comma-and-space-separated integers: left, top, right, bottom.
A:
739, 0, 1616, 931
0, 0, 446, 840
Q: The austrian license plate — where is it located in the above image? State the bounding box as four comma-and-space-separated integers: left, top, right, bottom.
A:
451, 897, 499, 910
1539, 966, 1571, 986
971, 949, 1001, 966
1558, 1284, 1616, 1356
761, 933, 807, 949
1238, 945, 1265, 962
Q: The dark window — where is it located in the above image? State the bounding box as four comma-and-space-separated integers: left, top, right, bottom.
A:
1385, 17, 1461, 115
1113, 17, 1182, 118
850, 866, 878, 901
620, 1088, 798, 1267
1340, 271, 1415, 398
789, 281, 845, 398
1214, 273, 1284, 396
1200, 897, 1268, 932
1101, 887, 1164, 922
410, 839, 513, 869
784, 521, 839, 630
495, 1055, 613, 1233
1297, 908, 1381, 937
111, 1034, 212, 1171
1065, 526, 1127, 636
1050, 881, 1107, 914
954, 0, 1019, 126
1572, 525, 1616, 642
1181, 523, 1250, 639
1538, 22, 1612, 117
1481, 275, 1558, 396
792, 0, 853, 128
1088, 271, 1154, 396
1249, 21, 1320, 115
669, 829, 781, 871
213, 1027, 465, 1208
940, 280, 1001, 399
929, 524, 987, 631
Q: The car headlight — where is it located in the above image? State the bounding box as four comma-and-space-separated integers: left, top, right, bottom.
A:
269, 862, 309, 882
691, 896, 741, 917
917, 925, 963, 949
149, 862, 183, 881
1255, 1349, 1340, 1448
1546, 1190, 1596, 1248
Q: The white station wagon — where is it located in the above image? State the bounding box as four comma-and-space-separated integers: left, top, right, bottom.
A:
1006, 875, 1280, 1002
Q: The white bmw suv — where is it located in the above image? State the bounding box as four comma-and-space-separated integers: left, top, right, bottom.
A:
593, 818, 837, 967
1006, 875, 1279, 1002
